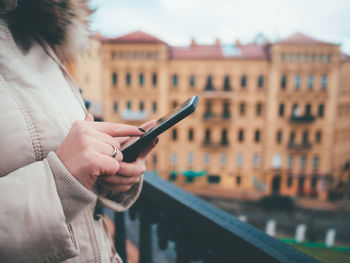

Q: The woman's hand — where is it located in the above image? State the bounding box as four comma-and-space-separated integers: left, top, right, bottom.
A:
98, 120, 158, 193
56, 114, 145, 189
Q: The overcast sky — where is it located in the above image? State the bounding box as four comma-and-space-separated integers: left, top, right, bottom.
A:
90, 0, 350, 54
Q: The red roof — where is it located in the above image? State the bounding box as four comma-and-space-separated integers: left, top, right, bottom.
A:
277, 32, 334, 45
342, 53, 350, 61
102, 30, 165, 44
170, 44, 223, 59
238, 43, 268, 59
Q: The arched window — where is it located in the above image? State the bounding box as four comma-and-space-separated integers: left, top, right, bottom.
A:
205, 75, 214, 90
112, 72, 117, 86
240, 102, 245, 115
205, 129, 211, 143
276, 130, 282, 143
254, 130, 260, 143
318, 104, 324, 117
241, 75, 247, 88
305, 104, 312, 116
224, 75, 231, 90
223, 101, 230, 118
172, 129, 178, 141
256, 103, 263, 116
172, 74, 178, 86
139, 101, 144, 111
238, 129, 244, 142
258, 75, 264, 88
188, 129, 194, 141
152, 73, 157, 86
279, 103, 285, 117
281, 75, 287, 89
189, 74, 195, 87
126, 73, 131, 86
139, 73, 144, 86
221, 129, 228, 145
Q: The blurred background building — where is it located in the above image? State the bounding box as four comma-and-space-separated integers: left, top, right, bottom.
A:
67, 31, 350, 201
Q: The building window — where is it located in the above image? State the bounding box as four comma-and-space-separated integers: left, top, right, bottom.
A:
281, 53, 285, 61
327, 54, 332, 62
224, 75, 231, 91
236, 176, 241, 186
272, 154, 282, 168
152, 102, 157, 113
220, 153, 227, 166
294, 75, 301, 89
204, 101, 213, 118
318, 104, 324, 117
256, 103, 262, 116
204, 153, 210, 165
312, 53, 316, 62
127, 101, 132, 110
221, 129, 228, 145
187, 153, 194, 166
139, 101, 144, 111
236, 154, 243, 168
172, 101, 178, 109
258, 75, 264, 88
276, 130, 282, 144
238, 129, 244, 142
281, 75, 287, 89
152, 73, 157, 86
139, 73, 144, 86
205, 129, 211, 143
239, 102, 245, 115
279, 103, 285, 117
113, 101, 118, 112
205, 75, 214, 90
289, 131, 295, 144
152, 154, 157, 165
170, 152, 178, 165
208, 175, 221, 184
300, 156, 307, 169
223, 101, 230, 118
241, 75, 247, 88
253, 154, 260, 168
305, 104, 312, 116
313, 156, 319, 169
112, 72, 117, 86
172, 129, 177, 141
316, 130, 322, 143
308, 75, 314, 90
190, 74, 195, 87
126, 73, 131, 86
254, 130, 260, 143
172, 74, 178, 87
292, 104, 300, 117
287, 175, 293, 188
321, 75, 327, 90
288, 155, 293, 169
188, 129, 194, 141
319, 54, 324, 63
302, 131, 309, 144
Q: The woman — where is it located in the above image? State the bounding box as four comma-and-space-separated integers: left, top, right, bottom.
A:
0, 1, 157, 262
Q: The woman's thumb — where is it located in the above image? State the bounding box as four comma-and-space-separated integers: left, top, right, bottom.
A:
85, 113, 94, 122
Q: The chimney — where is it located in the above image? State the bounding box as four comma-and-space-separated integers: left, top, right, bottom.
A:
214, 38, 221, 46
235, 39, 241, 46
191, 38, 196, 46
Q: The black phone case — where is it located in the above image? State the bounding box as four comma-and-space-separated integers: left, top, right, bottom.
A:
122, 96, 198, 163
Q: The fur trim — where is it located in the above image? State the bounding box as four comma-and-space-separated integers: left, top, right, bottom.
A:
1, 0, 92, 61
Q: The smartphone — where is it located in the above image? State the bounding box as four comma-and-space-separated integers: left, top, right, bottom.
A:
122, 95, 199, 163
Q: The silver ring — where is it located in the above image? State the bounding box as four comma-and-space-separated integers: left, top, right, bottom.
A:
111, 145, 118, 158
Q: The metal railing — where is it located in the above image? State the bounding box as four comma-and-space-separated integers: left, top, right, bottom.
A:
114, 172, 319, 263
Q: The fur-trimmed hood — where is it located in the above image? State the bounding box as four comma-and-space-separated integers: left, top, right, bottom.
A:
0, 0, 92, 61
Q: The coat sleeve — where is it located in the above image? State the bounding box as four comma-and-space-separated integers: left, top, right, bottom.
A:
97, 175, 143, 212
0, 151, 97, 263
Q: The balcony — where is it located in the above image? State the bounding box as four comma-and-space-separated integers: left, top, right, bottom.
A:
289, 114, 315, 124
202, 88, 234, 98
288, 142, 312, 151
121, 110, 148, 121
202, 140, 229, 148
203, 112, 231, 122
113, 172, 318, 263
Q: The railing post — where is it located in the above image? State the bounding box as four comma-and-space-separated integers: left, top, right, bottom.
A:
139, 210, 153, 263
114, 212, 127, 262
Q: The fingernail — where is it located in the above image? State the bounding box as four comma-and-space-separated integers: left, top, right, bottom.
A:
155, 137, 159, 144
139, 128, 146, 132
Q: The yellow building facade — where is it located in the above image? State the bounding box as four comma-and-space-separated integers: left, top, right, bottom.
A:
69, 31, 350, 200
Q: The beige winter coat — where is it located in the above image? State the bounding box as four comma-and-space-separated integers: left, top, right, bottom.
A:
0, 19, 142, 263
